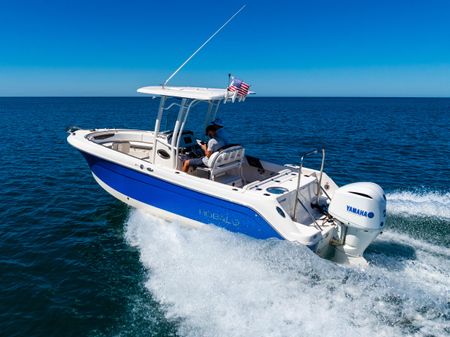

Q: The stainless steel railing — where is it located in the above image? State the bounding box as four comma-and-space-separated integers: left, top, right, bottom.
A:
292, 146, 326, 222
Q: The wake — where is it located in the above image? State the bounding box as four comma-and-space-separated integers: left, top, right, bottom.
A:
386, 190, 450, 220
125, 209, 449, 337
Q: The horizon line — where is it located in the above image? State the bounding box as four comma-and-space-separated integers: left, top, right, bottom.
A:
0, 95, 449, 99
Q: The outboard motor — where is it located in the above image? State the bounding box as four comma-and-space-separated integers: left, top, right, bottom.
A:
328, 182, 386, 264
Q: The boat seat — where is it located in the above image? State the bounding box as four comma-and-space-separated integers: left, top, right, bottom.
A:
198, 145, 245, 182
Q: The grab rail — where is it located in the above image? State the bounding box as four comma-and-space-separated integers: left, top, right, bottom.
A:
316, 146, 326, 204
292, 146, 326, 221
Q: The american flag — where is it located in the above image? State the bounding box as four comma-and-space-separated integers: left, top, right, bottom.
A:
228, 77, 250, 97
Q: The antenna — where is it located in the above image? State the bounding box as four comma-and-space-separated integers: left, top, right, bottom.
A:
163, 5, 246, 87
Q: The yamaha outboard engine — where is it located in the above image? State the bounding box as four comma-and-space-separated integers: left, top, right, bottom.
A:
328, 182, 386, 264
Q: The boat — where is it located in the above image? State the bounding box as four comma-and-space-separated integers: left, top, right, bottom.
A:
67, 6, 386, 265
67, 84, 387, 265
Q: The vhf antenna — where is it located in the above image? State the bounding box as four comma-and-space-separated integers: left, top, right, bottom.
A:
163, 5, 246, 87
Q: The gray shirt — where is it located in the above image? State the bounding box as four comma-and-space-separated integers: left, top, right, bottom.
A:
207, 137, 226, 152
202, 136, 227, 165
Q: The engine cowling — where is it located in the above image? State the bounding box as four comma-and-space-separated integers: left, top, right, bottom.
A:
328, 182, 387, 262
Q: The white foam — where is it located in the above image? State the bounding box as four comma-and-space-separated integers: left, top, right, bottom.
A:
369, 230, 450, 303
381, 230, 450, 257
386, 191, 450, 220
125, 210, 449, 337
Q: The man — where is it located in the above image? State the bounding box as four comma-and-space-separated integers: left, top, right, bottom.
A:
182, 124, 227, 172
210, 118, 229, 144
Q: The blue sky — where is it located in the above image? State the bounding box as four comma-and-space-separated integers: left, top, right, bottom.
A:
0, 0, 449, 96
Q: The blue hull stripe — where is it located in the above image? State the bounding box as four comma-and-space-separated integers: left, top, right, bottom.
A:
81, 152, 283, 240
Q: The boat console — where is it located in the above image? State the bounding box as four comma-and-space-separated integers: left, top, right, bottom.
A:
167, 130, 203, 156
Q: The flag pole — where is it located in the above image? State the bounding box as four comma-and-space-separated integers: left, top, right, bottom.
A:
163, 5, 246, 87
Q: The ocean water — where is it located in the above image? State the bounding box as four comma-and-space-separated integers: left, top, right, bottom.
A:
0, 97, 449, 337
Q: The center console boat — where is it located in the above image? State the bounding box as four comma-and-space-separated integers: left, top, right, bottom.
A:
67, 85, 387, 265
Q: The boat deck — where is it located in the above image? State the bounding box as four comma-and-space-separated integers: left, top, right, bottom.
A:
244, 169, 317, 194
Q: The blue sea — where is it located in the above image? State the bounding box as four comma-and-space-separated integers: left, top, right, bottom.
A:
0, 97, 449, 337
